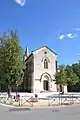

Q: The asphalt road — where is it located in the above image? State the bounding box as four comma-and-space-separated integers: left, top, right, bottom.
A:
1, 104, 80, 120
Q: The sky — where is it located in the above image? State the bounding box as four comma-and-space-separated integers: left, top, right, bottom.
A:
0, 0, 80, 65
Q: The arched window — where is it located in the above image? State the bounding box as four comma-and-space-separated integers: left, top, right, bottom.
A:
44, 59, 48, 69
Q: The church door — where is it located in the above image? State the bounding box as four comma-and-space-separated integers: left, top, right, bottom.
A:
43, 80, 48, 91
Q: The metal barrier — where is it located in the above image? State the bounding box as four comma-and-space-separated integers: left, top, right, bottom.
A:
60, 94, 72, 105
0, 94, 38, 107
48, 94, 60, 106
48, 94, 80, 106
20, 96, 33, 107
0, 93, 80, 107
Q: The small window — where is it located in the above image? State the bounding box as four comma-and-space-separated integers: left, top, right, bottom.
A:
44, 51, 47, 54
44, 59, 48, 69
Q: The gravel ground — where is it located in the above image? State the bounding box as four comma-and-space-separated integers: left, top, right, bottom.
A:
0, 104, 80, 120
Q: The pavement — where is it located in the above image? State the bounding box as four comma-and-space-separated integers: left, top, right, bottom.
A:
1, 103, 80, 120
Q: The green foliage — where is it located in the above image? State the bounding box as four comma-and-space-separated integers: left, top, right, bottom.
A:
55, 69, 67, 85
65, 65, 79, 86
0, 31, 23, 90
72, 63, 80, 78
55, 64, 80, 86
58, 64, 66, 71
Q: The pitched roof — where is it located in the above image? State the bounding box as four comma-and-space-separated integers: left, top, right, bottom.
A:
25, 46, 57, 62
32, 46, 57, 55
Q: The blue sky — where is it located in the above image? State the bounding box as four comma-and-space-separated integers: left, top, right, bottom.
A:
0, 0, 80, 65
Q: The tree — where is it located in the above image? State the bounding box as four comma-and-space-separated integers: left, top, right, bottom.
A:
58, 64, 66, 72
0, 31, 23, 95
0, 33, 7, 89
55, 65, 67, 85
55, 64, 79, 87
72, 63, 80, 78
66, 65, 79, 86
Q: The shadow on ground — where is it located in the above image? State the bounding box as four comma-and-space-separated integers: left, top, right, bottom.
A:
8, 108, 31, 112
52, 109, 60, 112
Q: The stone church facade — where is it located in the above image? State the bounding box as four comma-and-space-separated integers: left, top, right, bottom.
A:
23, 46, 67, 93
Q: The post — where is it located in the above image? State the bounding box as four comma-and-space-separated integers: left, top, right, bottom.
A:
59, 88, 60, 105
59, 84, 61, 105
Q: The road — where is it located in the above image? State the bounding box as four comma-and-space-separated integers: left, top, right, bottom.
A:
0, 104, 80, 120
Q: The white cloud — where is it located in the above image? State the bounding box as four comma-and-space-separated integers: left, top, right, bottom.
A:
67, 33, 77, 38
58, 33, 77, 40
59, 34, 65, 40
72, 28, 80, 31
67, 33, 73, 38
15, 0, 26, 6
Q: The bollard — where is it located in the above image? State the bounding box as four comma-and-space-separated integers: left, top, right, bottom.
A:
48, 97, 50, 106
59, 94, 60, 105
20, 96, 22, 106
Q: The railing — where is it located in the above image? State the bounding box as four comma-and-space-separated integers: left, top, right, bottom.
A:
48, 94, 80, 106
0, 93, 80, 107
20, 96, 34, 107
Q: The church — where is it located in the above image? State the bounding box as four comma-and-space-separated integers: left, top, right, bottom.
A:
23, 46, 67, 93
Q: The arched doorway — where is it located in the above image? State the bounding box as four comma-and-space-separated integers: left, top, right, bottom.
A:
43, 75, 49, 91
43, 80, 49, 90
40, 73, 52, 92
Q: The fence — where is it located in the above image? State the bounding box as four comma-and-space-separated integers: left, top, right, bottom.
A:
47, 94, 80, 106
0, 93, 80, 107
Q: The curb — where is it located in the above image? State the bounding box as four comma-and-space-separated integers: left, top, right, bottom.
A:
0, 102, 80, 109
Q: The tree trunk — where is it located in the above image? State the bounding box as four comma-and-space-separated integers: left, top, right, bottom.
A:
7, 85, 11, 98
